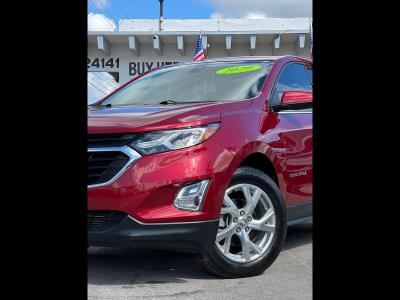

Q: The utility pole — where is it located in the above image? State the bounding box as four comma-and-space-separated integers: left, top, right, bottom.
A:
159, 0, 164, 31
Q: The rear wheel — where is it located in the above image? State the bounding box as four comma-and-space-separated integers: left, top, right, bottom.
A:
200, 167, 287, 278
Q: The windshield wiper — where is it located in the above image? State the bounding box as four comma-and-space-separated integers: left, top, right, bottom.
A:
158, 100, 217, 105
88, 103, 112, 108
159, 100, 179, 105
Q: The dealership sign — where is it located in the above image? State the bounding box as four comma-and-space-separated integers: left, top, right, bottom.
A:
128, 61, 178, 76
87, 56, 181, 83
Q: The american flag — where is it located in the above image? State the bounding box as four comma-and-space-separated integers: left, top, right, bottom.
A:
193, 34, 206, 61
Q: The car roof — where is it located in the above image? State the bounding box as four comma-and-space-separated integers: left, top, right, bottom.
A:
162, 55, 311, 68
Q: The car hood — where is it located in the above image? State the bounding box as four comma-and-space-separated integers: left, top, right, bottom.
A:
88, 100, 251, 134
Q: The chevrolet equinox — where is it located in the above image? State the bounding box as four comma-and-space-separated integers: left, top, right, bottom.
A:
88, 55, 313, 278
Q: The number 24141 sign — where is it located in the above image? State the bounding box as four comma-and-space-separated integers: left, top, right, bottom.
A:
87, 58, 120, 69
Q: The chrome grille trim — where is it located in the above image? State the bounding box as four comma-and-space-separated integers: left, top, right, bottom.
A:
87, 146, 142, 189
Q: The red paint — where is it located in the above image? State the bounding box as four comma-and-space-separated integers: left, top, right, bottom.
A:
281, 91, 312, 104
88, 56, 312, 223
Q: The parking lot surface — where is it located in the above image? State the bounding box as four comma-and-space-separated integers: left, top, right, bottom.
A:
88, 221, 312, 300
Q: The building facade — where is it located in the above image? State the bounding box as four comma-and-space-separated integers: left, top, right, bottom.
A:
88, 18, 312, 102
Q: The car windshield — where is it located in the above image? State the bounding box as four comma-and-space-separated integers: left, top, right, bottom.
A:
100, 61, 274, 106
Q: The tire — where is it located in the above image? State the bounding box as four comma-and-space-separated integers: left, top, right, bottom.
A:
199, 166, 287, 278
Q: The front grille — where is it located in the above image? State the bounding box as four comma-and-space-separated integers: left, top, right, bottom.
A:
88, 211, 127, 231
88, 133, 137, 148
88, 151, 130, 186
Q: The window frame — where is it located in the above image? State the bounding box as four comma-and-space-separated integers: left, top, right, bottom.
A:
268, 62, 313, 110
305, 64, 313, 85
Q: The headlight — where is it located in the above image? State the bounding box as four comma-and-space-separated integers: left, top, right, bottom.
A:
130, 123, 220, 155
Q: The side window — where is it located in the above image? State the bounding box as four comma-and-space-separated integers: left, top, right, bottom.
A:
306, 65, 312, 84
270, 63, 312, 107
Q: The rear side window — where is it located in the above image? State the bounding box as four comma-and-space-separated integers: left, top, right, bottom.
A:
306, 65, 312, 84
270, 63, 312, 106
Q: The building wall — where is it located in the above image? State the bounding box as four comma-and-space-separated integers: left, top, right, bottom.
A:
88, 41, 311, 85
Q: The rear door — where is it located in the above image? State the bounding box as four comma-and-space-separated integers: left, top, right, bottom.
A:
270, 62, 313, 205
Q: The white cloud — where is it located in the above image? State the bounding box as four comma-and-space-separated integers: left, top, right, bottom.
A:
242, 11, 268, 19
92, 0, 108, 9
88, 13, 116, 31
209, 12, 224, 19
206, 0, 312, 18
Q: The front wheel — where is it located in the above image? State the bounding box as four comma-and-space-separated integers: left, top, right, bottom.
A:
200, 167, 287, 278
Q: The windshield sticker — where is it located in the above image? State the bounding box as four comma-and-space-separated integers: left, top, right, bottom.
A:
216, 65, 262, 75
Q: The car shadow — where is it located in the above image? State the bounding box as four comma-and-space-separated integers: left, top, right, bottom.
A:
282, 221, 312, 251
88, 221, 312, 285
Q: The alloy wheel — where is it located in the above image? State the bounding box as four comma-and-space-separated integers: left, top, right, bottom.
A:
215, 183, 276, 263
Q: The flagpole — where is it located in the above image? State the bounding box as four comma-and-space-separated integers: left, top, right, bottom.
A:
158, 0, 164, 31
193, 30, 207, 61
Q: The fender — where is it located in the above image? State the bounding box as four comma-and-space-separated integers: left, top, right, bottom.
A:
217, 140, 288, 203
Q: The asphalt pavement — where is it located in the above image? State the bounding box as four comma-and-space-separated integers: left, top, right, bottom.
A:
88, 221, 312, 300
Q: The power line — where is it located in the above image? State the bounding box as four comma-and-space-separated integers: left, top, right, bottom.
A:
88, 80, 107, 95
99, 71, 119, 85
99, 5, 119, 29
94, 71, 112, 82
90, 73, 118, 91
88, 78, 107, 94
96, 72, 119, 87
113, 0, 130, 19
89, 74, 114, 93
99, 1, 121, 25
89, 0, 115, 30
90, 0, 120, 29
89, 0, 116, 30
88, 73, 114, 92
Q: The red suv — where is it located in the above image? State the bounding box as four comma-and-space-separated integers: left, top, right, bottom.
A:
88, 56, 312, 278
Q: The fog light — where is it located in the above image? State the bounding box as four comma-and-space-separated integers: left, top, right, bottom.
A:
173, 180, 210, 211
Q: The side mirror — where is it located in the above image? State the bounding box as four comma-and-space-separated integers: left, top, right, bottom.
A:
272, 91, 312, 112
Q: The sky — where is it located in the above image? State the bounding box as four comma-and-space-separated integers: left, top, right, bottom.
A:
88, 0, 312, 31
87, 0, 312, 103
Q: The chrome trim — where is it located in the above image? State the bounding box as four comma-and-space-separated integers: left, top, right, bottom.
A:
173, 179, 211, 212
127, 215, 219, 226
88, 146, 141, 189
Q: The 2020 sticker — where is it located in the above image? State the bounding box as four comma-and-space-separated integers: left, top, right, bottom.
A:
216, 65, 262, 75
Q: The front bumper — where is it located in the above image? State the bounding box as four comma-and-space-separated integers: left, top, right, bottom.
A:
88, 139, 236, 223
88, 214, 219, 252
